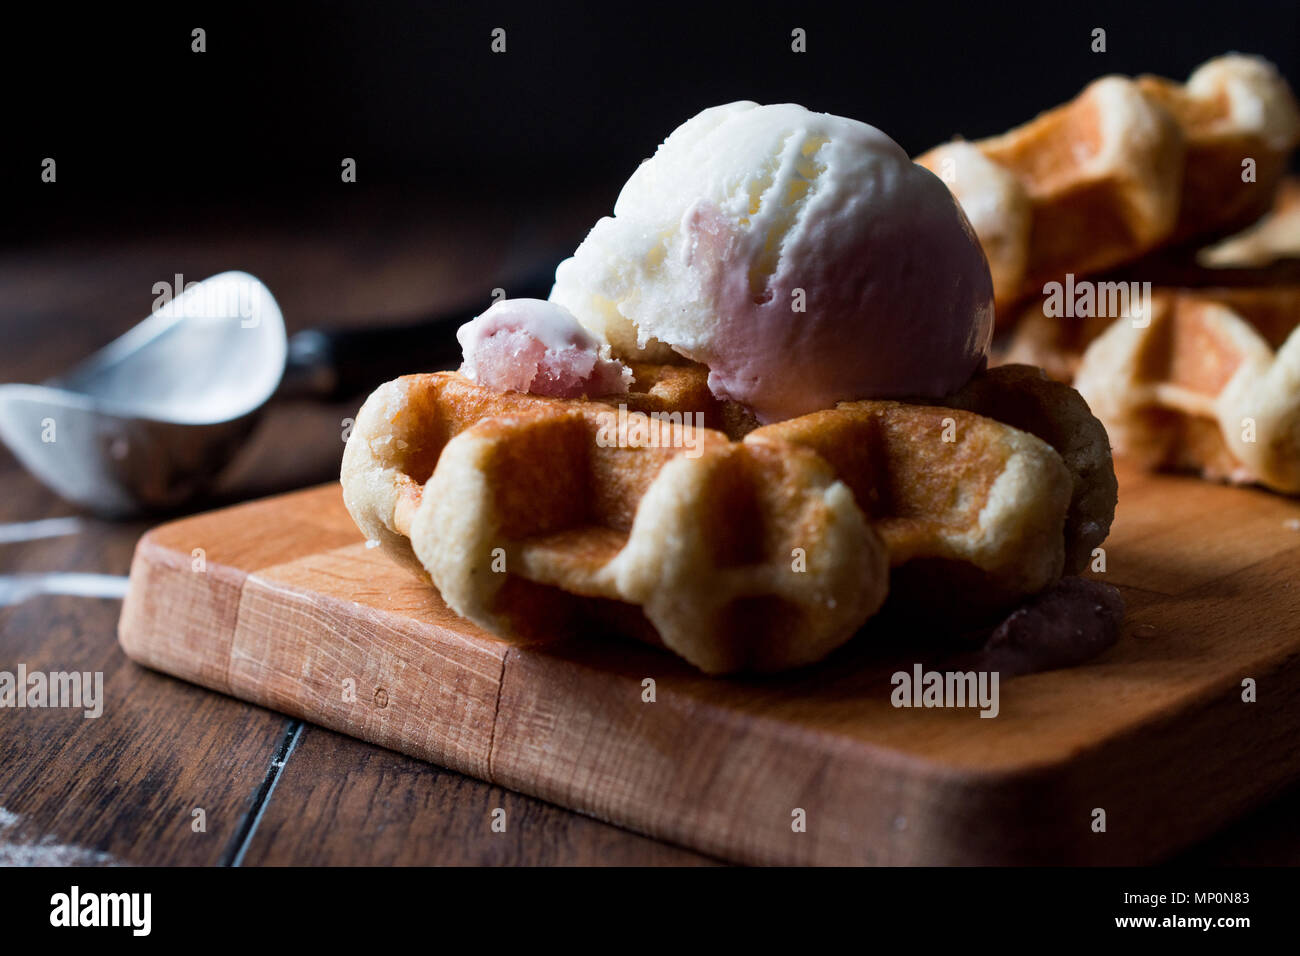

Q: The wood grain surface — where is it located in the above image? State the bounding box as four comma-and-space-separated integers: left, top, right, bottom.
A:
5, 190, 1300, 866
0, 193, 728, 865
0, 467, 295, 865
117, 467, 1300, 865
0, 448, 709, 869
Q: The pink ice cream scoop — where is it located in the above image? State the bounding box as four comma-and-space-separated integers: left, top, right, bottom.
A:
550, 102, 995, 423
456, 298, 631, 399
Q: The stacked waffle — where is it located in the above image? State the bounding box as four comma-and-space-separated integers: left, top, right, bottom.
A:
919, 55, 1300, 493
342, 363, 1115, 673
340, 90, 1159, 675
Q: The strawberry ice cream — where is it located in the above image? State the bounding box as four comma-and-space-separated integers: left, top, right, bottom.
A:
550, 102, 995, 422
457, 298, 631, 399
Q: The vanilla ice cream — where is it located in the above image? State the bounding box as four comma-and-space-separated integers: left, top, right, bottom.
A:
550, 102, 994, 422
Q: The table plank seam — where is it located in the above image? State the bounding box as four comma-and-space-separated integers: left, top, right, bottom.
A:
222, 719, 304, 866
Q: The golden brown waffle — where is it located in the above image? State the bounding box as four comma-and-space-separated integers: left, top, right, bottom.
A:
1003, 283, 1300, 383
940, 364, 1118, 575
1074, 293, 1300, 492
916, 55, 1300, 321
343, 366, 886, 673
746, 400, 1073, 619
999, 304, 1117, 385
1137, 64, 1300, 243
342, 364, 1116, 672
1200, 177, 1300, 267
341, 362, 730, 579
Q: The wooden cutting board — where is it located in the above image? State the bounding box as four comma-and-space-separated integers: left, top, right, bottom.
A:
117, 466, 1300, 865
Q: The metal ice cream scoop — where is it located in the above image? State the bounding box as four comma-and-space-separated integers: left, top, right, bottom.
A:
0, 268, 552, 516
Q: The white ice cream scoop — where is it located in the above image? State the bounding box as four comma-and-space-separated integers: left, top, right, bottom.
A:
551, 101, 995, 423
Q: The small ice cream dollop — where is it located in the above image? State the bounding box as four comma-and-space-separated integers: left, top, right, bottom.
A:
456, 298, 631, 398
551, 101, 995, 422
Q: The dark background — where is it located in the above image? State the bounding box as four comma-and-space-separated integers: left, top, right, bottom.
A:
5, 0, 1297, 241
2, 1, 1300, 870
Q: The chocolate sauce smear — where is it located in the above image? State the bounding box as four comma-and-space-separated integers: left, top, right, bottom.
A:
959, 576, 1125, 677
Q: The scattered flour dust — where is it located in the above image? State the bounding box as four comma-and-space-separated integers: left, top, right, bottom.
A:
0, 805, 122, 866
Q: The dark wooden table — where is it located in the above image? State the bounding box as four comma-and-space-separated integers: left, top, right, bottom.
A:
1, 192, 1296, 865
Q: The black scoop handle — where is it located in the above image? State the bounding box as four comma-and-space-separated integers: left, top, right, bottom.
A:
279, 261, 560, 402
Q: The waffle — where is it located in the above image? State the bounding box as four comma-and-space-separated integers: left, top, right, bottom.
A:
1003, 282, 1300, 383
341, 362, 730, 581
341, 363, 1115, 673
1073, 292, 1300, 492
1001, 182, 1300, 380
1137, 60, 1300, 243
1200, 176, 1300, 268
916, 55, 1300, 320
939, 364, 1117, 575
